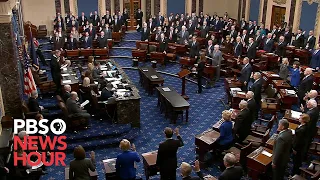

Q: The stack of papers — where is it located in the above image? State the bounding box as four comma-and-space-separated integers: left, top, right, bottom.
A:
61, 74, 70, 77
291, 110, 302, 119
62, 80, 72, 84
162, 87, 171, 92
237, 92, 246, 96
151, 75, 158, 79
286, 89, 296, 95
262, 150, 272, 157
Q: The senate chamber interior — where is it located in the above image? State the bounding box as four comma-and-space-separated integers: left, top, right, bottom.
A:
1, 0, 320, 179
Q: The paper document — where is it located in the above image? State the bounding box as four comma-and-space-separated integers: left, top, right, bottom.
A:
80, 100, 90, 107
291, 129, 295, 135
230, 88, 242, 91
142, 69, 148, 72
61, 74, 70, 77
62, 80, 72, 84
262, 150, 272, 157
162, 87, 171, 92
291, 110, 302, 119
271, 74, 279, 77
151, 75, 158, 79
286, 90, 296, 95
237, 92, 246, 95
101, 68, 109, 71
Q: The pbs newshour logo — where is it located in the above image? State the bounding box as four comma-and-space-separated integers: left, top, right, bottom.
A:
13, 119, 67, 166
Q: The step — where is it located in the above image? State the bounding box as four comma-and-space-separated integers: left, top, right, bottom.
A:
65, 128, 140, 151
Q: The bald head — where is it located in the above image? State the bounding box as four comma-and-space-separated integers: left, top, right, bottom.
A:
64, 85, 71, 92
70, 91, 78, 100
309, 90, 318, 99
180, 162, 192, 177
239, 100, 248, 109
304, 68, 313, 76
307, 99, 317, 109
246, 91, 254, 99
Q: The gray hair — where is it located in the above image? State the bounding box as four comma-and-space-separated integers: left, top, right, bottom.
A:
246, 91, 254, 99
279, 119, 289, 129
308, 99, 317, 108
254, 72, 261, 78
31, 91, 38, 98
239, 100, 248, 109
223, 153, 237, 166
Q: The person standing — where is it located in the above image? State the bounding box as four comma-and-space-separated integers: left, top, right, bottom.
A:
272, 119, 292, 180
157, 127, 184, 180
50, 50, 62, 94
211, 45, 222, 82
196, 54, 206, 94
135, 9, 143, 31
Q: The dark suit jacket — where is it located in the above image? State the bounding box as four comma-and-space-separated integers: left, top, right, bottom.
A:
104, 29, 112, 39
306, 107, 320, 141
166, 30, 177, 43
229, 30, 238, 40
67, 38, 78, 50
156, 136, 184, 174
113, 19, 122, 32
255, 35, 263, 49
283, 31, 292, 45
249, 78, 263, 104
272, 129, 293, 167
247, 98, 258, 122
97, 36, 108, 48
66, 98, 84, 114
234, 42, 242, 57
187, 24, 196, 35
28, 97, 41, 112
78, 16, 88, 26
276, 41, 286, 57
234, 108, 252, 141
81, 36, 92, 49
189, 41, 200, 58
200, 25, 209, 38
218, 166, 243, 180
305, 35, 316, 50
147, 22, 155, 31
295, 34, 305, 48
263, 38, 274, 53
141, 28, 150, 41
50, 55, 61, 84
92, 67, 102, 79
90, 15, 100, 26
183, 171, 204, 180
292, 124, 308, 153
206, 45, 215, 58
159, 38, 168, 52
298, 75, 314, 99
52, 37, 64, 50
85, 27, 96, 38
239, 63, 252, 83
135, 12, 143, 22
178, 31, 189, 44
247, 43, 257, 60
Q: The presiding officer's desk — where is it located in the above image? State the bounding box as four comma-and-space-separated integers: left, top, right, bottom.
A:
156, 86, 190, 124
138, 67, 164, 95
99, 60, 141, 127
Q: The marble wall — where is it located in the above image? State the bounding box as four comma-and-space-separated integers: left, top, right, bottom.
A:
199, 0, 203, 14
0, 23, 23, 118
115, 0, 120, 13
55, 0, 62, 14
106, 0, 111, 12
192, 0, 196, 13
64, 0, 71, 14
154, 0, 160, 15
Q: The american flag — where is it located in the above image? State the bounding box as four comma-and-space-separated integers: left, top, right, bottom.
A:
23, 46, 37, 95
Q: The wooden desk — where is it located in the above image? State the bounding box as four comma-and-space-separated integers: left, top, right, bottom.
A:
168, 43, 187, 55
224, 77, 243, 104
61, 67, 80, 92
231, 91, 246, 109
272, 79, 291, 91
138, 67, 164, 95
180, 56, 196, 68
150, 52, 166, 65
156, 86, 190, 123
284, 109, 301, 124
295, 49, 311, 65
261, 53, 279, 70
265, 134, 277, 149
195, 129, 220, 163
261, 71, 281, 87
103, 158, 117, 180
65, 166, 98, 180
203, 65, 216, 81
247, 146, 273, 180
142, 151, 159, 180
277, 89, 298, 109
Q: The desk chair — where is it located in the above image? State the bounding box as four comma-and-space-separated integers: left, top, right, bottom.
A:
224, 142, 252, 171
261, 84, 279, 118
242, 129, 270, 148
251, 115, 277, 134
290, 160, 320, 180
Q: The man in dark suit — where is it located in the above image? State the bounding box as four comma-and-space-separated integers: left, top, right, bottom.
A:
240, 17, 246, 30
50, 50, 62, 94
103, 11, 113, 25
206, 40, 214, 58
238, 57, 252, 90
229, 25, 238, 40
123, 8, 129, 30
254, 30, 263, 49
283, 27, 292, 45
63, 85, 72, 102
155, 12, 164, 27
305, 30, 316, 50
246, 91, 258, 122
241, 30, 249, 46
189, 36, 200, 58
85, 23, 96, 38
66, 91, 91, 119
249, 72, 263, 107
104, 24, 112, 39
147, 18, 155, 32
272, 119, 292, 180
135, 9, 143, 31
298, 68, 314, 105
97, 31, 108, 48
90, 11, 100, 26
28, 91, 43, 112
141, 22, 150, 41
78, 12, 88, 27
234, 100, 253, 142
92, 62, 102, 79
200, 21, 209, 38
294, 29, 305, 48
178, 26, 189, 44
218, 153, 243, 180
213, 16, 222, 32
263, 33, 274, 53
113, 15, 122, 32
67, 34, 78, 50
81, 32, 92, 49
234, 36, 243, 58
167, 26, 177, 43
54, 17, 65, 31
52, 32, 64, 50
179, 160, 204, 180
159, 33, 168, 53
187, 19, 195, 36
157, 127, 184, 180
305, 100, 320, 150
247, 37, 257, 60
275, 36, 286, 58
292, 114, 310, 175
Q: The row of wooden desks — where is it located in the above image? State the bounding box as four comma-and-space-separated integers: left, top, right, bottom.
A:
138, 67, 164, 95
156, 86, 190, 124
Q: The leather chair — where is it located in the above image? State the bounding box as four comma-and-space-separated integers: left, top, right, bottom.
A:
37, 25, 47, 38
224, 142, 252, 170
58, 101, 89, 131
242, 129, 270, 148
1, 115, 13, 129
38, 81, 57, 95
251, 115, 276, 134
290, 161, 320, 180
132, 49, 147, 62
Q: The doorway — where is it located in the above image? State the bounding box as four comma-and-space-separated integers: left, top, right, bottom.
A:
123, 0, 141, 30
270, 6, 286, 29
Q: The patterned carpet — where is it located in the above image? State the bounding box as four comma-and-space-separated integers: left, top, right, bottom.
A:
38, 32, 311, 180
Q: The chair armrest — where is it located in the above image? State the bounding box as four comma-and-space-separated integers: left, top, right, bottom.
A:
265, 98, 277, 102
258, 118, 270, 123
311, 160, 320, 165
300, 167, 316, 176
250, 131, 265, 138
234, 143, 245, 149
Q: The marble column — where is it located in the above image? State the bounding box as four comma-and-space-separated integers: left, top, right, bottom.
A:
242, 0, 246, 19
55, 0, 62, 14
146, 0, 151, 19
292, 0, 302, 33
141, 0, 146, 22
191, 0, 196, 13
195, 0, 199, 15
106, 0, 111, 13
114, 0, 120, 14
261, 0, 268, 23
154, 0, 160, 16
64, 0, 71, 14
288, 0, 296, 27
0, 22, 23, 118
198, 0, 203, 14
245, 0, 250, 21
185, 0, 192, 15
160, 0, 167, 16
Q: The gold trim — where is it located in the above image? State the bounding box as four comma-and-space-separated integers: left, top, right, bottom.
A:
74, 0, 78, 16
273, 0, 286, 5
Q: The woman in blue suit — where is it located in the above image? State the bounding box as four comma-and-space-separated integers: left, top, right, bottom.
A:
289, 61, 301, 88
310, 44, 320, 71
116, 139, 140, 180
216, 110, 234, 150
